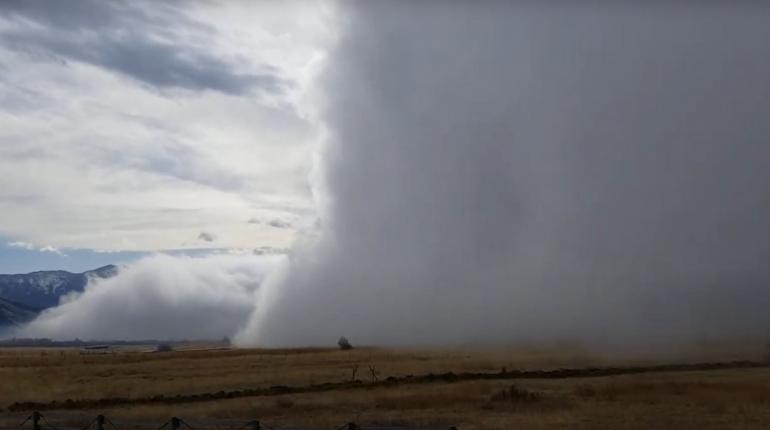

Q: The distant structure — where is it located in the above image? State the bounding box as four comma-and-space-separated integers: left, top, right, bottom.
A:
337, 336, 353, 350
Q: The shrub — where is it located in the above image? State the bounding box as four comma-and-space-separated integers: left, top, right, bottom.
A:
338, 336, 353, 350
489, 384, 541, 403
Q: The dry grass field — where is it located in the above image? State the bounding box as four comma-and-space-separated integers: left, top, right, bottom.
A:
1, 342, 770, 429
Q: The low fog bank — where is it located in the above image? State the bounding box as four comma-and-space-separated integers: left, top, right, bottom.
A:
237, 2, 770, 347
17, 253, 283, 340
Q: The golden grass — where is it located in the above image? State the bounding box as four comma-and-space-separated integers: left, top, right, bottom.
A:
0, 344, 610, 405
1, 343, 769, 429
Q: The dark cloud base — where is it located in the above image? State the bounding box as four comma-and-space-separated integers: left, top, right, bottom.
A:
0, 0, 286, 95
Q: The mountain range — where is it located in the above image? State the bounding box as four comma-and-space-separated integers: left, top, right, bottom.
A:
0, 265, 118, 329
0, 297, 39, 327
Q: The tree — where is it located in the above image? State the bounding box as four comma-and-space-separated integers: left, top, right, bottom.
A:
338, 336, 353, 350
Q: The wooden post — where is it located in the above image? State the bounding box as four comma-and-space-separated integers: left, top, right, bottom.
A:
32, 412, 41, 430
96, 415, 106, 430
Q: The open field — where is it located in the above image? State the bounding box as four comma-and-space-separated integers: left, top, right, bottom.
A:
2, 343, 770, 429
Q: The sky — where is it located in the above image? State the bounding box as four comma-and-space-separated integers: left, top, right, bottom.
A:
0, 1, 331, 273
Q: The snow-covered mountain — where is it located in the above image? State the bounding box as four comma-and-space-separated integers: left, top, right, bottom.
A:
0, 297, 39, 328
0, 265, 118, 310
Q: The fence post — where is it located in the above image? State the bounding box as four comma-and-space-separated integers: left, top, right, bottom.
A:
32, 412, 42, 430
96, 415, 106, 430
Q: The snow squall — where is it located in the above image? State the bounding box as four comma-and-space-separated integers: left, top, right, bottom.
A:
237, 2, 770, 347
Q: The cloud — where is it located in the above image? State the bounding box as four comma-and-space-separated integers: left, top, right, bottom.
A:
252, 246, 289, 256
237, 2, 770, 347
7, 241, 35, 250
7, 241, 66, 256
17, 253, 283, 340
247, 217, 297, 229
0, 1, 284, 95
267, 219, 292, 229
38, 245, 66, 256
0, 2, 328, 252
197, 231, 216, 243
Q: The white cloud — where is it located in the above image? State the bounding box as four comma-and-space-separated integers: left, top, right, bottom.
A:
38, 245, 66, 256
0, 2, 333, 252
7, 241, 35, 250
7, 241, 66, 255
18, 253, 283, 340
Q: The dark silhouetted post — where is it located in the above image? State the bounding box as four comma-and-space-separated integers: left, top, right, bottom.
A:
32, 412, 41, 430
96, 415, 106, 430
170, 417, 181, 430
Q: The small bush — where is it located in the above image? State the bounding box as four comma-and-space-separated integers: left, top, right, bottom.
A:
338, 336, 353, 350
489, 384, 541, 403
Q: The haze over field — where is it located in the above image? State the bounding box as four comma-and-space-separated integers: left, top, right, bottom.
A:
2, 2, 770, 346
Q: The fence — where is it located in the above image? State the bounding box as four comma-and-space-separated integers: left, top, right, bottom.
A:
5, 412, 458, 430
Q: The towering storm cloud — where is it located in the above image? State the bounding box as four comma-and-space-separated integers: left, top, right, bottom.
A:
238, 2, 770, 347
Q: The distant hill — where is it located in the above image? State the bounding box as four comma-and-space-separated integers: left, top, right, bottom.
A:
0, 297, 40, 327
0, 265, 118, 311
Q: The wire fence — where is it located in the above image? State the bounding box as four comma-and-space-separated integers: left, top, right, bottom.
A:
5, 412, 457, 430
